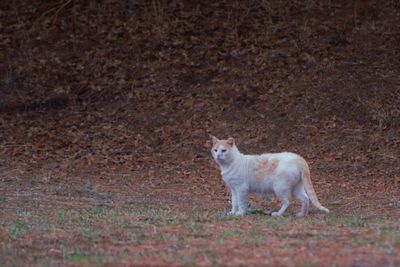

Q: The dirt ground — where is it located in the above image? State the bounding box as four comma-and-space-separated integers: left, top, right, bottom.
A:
0, 0, 399, 266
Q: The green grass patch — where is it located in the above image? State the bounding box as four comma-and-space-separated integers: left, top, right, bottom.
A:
140, 209, 181, 226
75, 228, 101, 240
262, 216, 293, 229
218, 229, 244, 245
211, 211, 233, 221
343, 216, 368, 227
325, 215, 368, 228
297, 261, 315, 267
184, 221, 208, 237
131, 231, 148, 245
7, 218, 30, 239
65, 250, 108, 266
244, 229, 265, 246
179, 256, 198, 267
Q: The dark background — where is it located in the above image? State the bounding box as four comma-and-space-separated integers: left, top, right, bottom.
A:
1, 0, 398, 180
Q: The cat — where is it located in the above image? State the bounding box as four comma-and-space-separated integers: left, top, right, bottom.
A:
211, 136, 329, 217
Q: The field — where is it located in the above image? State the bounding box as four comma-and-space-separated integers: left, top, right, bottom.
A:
0, 166, 399, 266
1, 0, 399, 266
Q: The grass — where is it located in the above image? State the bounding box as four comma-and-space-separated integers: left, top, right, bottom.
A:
75, 228, 101, 240
64, 250, 110, 266
266, 216, 289, 228
211, 211, 232, 221
342, 216, 369, 228
179, 256, 198, 267
0, 201, 398, 266
184, 221, 208, 237
131, 231, 148, 245
7, 218, 30, 239
218, 229, 245, 245
319, 214, 369, 228
297, 262, 315, 267
245, 229, 265, 246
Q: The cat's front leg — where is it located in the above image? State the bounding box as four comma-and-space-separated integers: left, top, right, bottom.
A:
234, 185, 249, 216
228, 188, 238, 215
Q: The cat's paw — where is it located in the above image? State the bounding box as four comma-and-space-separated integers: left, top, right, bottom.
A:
227, 211, 236, 216
271, 212, 282, 217
296, 212, 306, 218
264, 209, 274, 216
234, 210, 246, 216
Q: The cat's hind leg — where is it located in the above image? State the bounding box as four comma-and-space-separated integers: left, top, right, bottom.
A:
271, 189, 290, 217
293, 183, 309, 217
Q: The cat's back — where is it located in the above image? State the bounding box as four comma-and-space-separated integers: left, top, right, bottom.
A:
259, 151, 299, 162
256, 152, 301, 178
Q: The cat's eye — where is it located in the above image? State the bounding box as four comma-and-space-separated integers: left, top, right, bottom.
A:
221, 149, 227, 153
214, 149, 218, 152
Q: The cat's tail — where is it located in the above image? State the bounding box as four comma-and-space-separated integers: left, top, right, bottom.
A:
298, 157, 330, 214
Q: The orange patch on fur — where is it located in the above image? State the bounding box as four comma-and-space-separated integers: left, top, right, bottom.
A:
256, 159, 279, 181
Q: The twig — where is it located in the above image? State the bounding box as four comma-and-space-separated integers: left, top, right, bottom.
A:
30, 0, 73, 32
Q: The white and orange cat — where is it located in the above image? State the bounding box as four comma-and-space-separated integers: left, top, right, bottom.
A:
211, 136, 329, 217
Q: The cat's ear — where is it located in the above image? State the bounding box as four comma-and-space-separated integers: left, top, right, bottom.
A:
227, 137, 235, 146
211, 136, 218, 145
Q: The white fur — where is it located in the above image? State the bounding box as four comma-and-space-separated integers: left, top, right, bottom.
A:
212, 139, 327, 217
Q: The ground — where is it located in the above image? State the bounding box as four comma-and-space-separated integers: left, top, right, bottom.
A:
0, 0, 399, 266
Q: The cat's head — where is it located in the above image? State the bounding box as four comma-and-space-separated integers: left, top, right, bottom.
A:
211, 136, 237, 165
